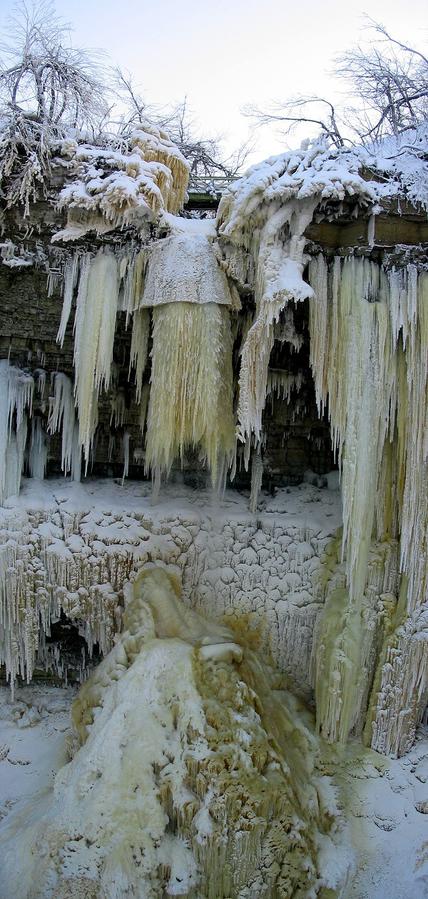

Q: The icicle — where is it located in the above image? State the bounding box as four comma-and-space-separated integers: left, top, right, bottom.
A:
139, 383, 150, 435
145, 302, 235, 488
48, 372, 78, 477
309, 258, 428, 753
35, 368, 47, 400
122, 249, 147, 321
122, 431, 130, 484
129, 308, 150, 403
249, 449, 263, 514
28, 418, 48, 479
266, 369, 304, 402
72, 249, 120, 465
71, 423, 82, 482
57, 253, 80, 346
0, 361, 34, 504
110, 390, 126, 429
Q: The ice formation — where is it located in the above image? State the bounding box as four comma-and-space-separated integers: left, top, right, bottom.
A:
48, 372, 81, 480
146, 302, 235, 488
53, 214, 238, 487
213, 137, 428, 756
0, 360, 34, 504
309, 258, 428, 753
129, 308, 150, 403
1, 123, 428, 772
0, 567, 346, 899
140, 217, 236, 308
216, 138, 387, 452
0, 477, 341, 696
28, 418, 48, 480
54, 125, 190, 241
73, 249, 120, 463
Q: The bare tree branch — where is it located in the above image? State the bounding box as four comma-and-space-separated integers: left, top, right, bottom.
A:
245, 19, 427, 150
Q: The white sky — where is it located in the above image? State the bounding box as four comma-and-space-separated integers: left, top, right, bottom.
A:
2, 0, 427, 165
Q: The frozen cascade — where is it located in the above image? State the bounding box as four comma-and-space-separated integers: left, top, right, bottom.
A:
0, 567, 347, 899
129, 307, 150, 403
73, 249, 120, 464
48, 372, 81, 479
0, 360, 34, 504
216, 140, 378, 454
309, 257, 428, 754
28, 418, 48, 479
54, 218, 238, 490
141, 218, 237, 487
145, 302, 236, 489
220, 199, 316, 448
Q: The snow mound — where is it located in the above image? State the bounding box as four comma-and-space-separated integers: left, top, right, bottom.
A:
54, 124, 190, 241
0, 567, 347, 899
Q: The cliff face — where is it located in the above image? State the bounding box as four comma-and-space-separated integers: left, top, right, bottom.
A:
0, 129, 427, 764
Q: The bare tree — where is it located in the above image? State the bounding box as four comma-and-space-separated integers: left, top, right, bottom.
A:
0, 1, 108, 212
337, 19, 428, 143
245, 19, 428, 151
245, 96, 345, 148
114, 72, 254, 183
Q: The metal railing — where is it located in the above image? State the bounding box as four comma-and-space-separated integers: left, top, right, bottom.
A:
187, 174, 239, 195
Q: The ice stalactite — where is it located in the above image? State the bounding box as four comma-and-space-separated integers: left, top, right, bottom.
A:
122, 431, 130, 484
0, 360, 34, 504
109, 389, 126, 429
72, 249, 120, 465
249, 448, 263, 513
129, 307, 150, 403
0, 567, 347, 899
309, 257, 428, 753
145, 302, 235, 489
266, 368, 304, 402
120, 249, 147, 321
48, 372, 81, 480
28, 418, 48, 479
57, 252, 80, 346
225, 200, 315, 449
217, 141, 377, 455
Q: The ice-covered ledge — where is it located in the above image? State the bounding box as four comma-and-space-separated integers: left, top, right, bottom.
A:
0, 476, 342, 695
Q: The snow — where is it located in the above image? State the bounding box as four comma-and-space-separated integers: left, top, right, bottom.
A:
140, 218, 235, 307
0, 567, 347, 898
0, 684, 426, 897
53, 125, 190, 241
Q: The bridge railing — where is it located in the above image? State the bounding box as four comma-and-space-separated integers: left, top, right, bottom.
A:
187, 174, 239, 195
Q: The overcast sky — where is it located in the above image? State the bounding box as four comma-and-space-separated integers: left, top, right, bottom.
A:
2, 0, 427, 165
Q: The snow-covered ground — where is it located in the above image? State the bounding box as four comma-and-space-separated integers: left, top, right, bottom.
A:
0, 684, 426, 898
